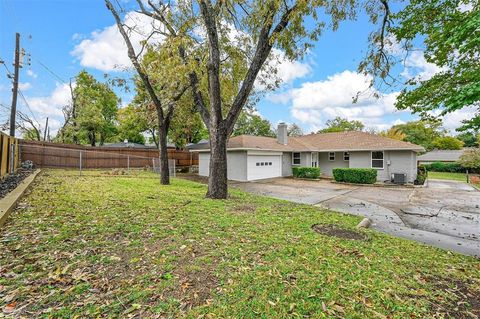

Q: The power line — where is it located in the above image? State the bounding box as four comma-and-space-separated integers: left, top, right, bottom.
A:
18, 89, 40, 126
33, 58, 67, 84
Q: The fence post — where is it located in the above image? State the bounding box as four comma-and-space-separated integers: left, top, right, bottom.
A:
9, 143, 15, 174
79, 151, 83, 176
127, 155, 130, 174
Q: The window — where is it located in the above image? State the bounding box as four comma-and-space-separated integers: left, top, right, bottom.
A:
292, 152, 301, 165
256, 163, 260, 166
371, 151, 384, 169
268, 162, 272, 166
261, 162, 265, 166
328, 152, 335, 161
344, 152, 350, 161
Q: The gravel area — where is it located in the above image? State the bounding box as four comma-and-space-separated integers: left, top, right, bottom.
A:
0, 169, 33, 199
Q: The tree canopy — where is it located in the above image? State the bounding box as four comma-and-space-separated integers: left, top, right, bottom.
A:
232, 112, 274, 137
318, 117, 365, 133
431, 136, 464, 150
392, 121, 446, 151
59, 70, 119, 146
379, 127, 406, 141
360, 0, 480, 131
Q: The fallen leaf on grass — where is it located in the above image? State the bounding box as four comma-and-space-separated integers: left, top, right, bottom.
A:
3, 302, 16, 314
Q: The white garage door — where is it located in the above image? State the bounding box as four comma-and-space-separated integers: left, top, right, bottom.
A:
247, 155, 282, 181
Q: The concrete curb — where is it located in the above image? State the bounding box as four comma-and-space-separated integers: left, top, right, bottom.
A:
331, 181, 415, 188
0, 169, 41, 227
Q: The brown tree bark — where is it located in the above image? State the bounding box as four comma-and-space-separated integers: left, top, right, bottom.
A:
157, 124, 170, 184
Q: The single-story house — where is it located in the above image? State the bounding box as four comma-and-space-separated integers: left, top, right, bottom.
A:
417, 148, 474, 165
191, 123, 424, 183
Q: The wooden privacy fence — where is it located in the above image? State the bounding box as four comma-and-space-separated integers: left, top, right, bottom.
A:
19, 140, 198, 169
0, 132, 20, 178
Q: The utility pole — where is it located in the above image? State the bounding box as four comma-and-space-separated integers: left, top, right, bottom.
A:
43, 117, 49, 141
9, 33, 20, 137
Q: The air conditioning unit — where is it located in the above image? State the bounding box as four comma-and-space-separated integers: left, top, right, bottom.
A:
391, 173, 407, 184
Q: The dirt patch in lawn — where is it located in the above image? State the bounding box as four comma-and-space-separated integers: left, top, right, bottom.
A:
311, 224, 367, 240
422, 275, 480, 319
161, 246, 220, 310
228, 203, 257, 214
0, 169, 33, 199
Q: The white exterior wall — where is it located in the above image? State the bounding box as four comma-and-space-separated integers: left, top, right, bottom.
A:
349, 150, 418, 183
282, 152, 293, 176
198, 151, 248, 181
318, 152, 349, 176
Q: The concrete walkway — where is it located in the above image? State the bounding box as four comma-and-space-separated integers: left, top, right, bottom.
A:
231, 177, 480, 257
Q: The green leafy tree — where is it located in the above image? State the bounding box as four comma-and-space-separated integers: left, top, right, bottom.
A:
360, 0, 480, 131
456, 131, 479, 147
116, 105, 148, 144
431, 136, 464, 150
169, 105, 209, 148
392, 121, 445, 151
233, 112, 274, 137
73, 71, 119, 146
319, 117, 365, 133
111, 0, 392, 198
379, 127, 406, 141
459, 149, 480, 172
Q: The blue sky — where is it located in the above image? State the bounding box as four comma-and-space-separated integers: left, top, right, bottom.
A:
0, 0, 472, 137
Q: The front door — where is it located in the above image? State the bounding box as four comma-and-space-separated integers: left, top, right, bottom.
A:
311, 152, 318, 167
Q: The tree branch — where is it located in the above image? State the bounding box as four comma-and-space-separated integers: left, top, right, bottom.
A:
225, 4, 295, 135
105, 0, 165, 122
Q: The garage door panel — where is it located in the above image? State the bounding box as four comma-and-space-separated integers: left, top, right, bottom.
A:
247, 155, 281, 180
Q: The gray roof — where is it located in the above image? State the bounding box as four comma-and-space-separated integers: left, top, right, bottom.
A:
417, 148, 475, 162
190, 132, 424, 152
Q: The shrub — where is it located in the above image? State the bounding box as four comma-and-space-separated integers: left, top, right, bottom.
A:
415, 166, 427, 185
292, 166, 320, 179
420, 161, 465, 173
458, 149, 480, 173
332, 168, 377, 184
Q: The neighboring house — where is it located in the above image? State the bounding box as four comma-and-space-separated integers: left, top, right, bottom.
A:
191, 123, 424, 183
417, 148, 474, 165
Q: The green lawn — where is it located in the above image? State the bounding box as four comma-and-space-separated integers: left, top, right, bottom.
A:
1, 170, 479, 318
428, 171, 468, 182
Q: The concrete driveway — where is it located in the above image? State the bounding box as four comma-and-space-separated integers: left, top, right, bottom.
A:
231, 178, 480, 257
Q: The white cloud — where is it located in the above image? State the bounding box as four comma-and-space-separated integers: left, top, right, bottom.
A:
400, 51, 447, 81
431, 106, 478, 133
272, 70, 407, 131
26, 83, 72, 117
256, 49, 311, 91
271, 49, 311, 84
71, 11, 163, 71
26, 69, 37, 78
18, 82, 32, 91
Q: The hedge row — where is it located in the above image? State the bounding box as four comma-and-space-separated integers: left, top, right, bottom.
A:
420, 161, 465, 173
332, 168, 377, 184
292, 166, 320, 179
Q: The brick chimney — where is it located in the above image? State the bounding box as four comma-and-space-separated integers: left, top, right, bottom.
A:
277, 122, 288, 145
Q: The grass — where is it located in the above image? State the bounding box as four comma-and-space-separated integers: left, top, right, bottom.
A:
428, 171, 468, 182
0, 170, 479, 318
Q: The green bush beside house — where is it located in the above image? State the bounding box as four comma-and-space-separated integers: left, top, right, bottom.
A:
333, 168, 377, 184
292, 167, 320, 179
420, 161, 465, 173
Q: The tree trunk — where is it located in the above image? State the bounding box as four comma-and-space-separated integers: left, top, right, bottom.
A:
206, 127, 228, 199
89, 131, 96, 146
158, 125, 170, 185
